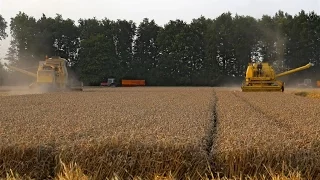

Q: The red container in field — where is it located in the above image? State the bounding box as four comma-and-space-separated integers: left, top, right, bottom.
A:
121, 79, 145, 87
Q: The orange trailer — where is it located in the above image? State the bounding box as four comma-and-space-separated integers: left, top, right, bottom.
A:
121, 79, 145, 87
317, 80, 320, 87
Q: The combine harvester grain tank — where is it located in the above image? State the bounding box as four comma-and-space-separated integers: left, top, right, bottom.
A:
241, 61, 314, 92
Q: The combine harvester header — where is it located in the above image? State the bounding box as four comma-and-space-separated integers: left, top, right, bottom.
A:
241, 62, 314, 92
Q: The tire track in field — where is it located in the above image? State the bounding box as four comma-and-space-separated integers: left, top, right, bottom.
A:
232, 92, 293, 132
212, 90, 294, 177
201, 89, 218, 178
202, 89, 218, 157
213, 90, 286, 151
234, 91, 320, 143
214, 90, 320, 178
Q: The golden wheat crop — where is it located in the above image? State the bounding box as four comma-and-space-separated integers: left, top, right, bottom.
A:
1, 87, 320, 179
0, 87, 215, 179
308, 92, 320, 98
213, 90, 320, 179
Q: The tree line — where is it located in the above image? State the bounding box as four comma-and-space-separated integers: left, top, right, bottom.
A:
0, 10, 319, 86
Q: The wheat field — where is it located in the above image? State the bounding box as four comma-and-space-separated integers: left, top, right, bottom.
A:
0, 86, 320, 179
213, 90, 320, 179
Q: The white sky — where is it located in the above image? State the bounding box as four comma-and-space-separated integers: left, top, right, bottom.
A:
0, 0, 319, 60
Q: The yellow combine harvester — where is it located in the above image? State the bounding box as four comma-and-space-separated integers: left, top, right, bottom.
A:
4, 56, 83, 92
241, 62, 314, 92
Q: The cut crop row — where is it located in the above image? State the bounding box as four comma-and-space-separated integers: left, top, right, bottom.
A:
213, 90, 320, 179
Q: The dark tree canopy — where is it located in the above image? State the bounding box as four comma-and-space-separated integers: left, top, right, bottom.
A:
0, 14, 7, 40
0, 14, 8, 85
2, 10, 320, 86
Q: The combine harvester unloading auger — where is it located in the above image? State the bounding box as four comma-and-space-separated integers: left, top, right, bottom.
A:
4, 56, 83, 92
241, 61, 314, 92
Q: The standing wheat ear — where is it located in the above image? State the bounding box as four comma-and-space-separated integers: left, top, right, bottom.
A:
55, 160, 89, 180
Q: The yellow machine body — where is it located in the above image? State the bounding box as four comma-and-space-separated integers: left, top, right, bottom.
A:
241, 62, 313, 92
36, 57, 69, 88
5, 56, 83, 91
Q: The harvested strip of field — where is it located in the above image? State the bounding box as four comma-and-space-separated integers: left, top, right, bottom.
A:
0, 87, 215, 179
294, 91, 320, 99
213, 90, 320, 179
237, 91, 320, 146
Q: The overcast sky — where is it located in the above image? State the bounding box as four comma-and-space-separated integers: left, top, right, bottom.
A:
0, 0, 319, 60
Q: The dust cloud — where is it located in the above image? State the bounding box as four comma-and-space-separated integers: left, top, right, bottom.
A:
254, 19, 315, 88
0, 83, 53, 96
0, 67, 38, 96
1, 66, 50, 96
257, 19, 287, 73
0, 68, 83, 96
66, 66, 83, 88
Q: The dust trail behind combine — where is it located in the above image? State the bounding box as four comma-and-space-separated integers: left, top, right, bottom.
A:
0, 86, 51, 96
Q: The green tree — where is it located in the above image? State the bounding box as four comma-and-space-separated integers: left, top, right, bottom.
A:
51, 14, 80, 67
0, 63, 6, 85
8, 13, 80, 67
0, 14, 8, 85
189, 16, 215, 85
4, 10, 319, 86
285, 10, 319, 67
76, 18, 117, 84
252, 11, 291, 74
0, 14, 7, 40
113, 19, 136, 78
257, 15, 274, 63
232, 15, 260, 76
9, 12, 37, 67
77, 18, 105, 84
132, 18, 161, 84
32, 14, 56, 60
208, 12, 235, 77
156, 19, 194, 85
204, 18, 220, 85
282, 10, 320, 82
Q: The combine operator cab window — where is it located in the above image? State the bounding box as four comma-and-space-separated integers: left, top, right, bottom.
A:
43, 66, 52, 70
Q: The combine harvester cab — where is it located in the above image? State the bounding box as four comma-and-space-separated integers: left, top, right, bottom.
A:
241, 62, 314, 92
4, 56, 83, 92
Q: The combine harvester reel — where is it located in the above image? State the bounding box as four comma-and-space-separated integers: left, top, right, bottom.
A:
241, 62, 314, 92
4, 56, 83, 93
